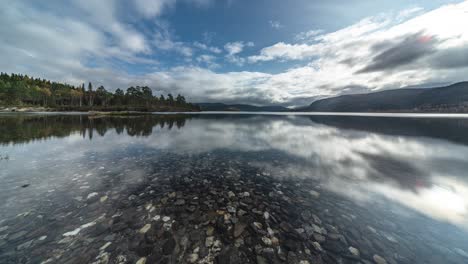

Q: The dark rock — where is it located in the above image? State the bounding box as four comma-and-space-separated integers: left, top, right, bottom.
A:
234, 222, 247, 238
162, 237, 176, 255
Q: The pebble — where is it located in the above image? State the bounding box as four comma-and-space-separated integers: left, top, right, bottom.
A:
100, 196, 108, 203
175, 199, 185, 205
139, 224, 151, 234
234, 222, 247, 237
100, 242, 112, 251
206, 226, 215, 236
227, 206, 236, 213
205, 236, 214, 247
261, 236, 272, 246
87, 192, 98, 200
312, 242, 322, 252
349, 246, 360, 256
237, 209, 247, 216
309, 190, 320, 198
188, 253, 199, 263
136, 257, 147, 264
373, 254, 387, 264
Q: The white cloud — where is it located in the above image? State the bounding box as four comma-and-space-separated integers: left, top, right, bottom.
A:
224, 41, 254, 66
194, 42, 222, 53
295, 29, 324, 42
241, 1, 468, 102
2, 0, 468, 107
196, 54, 219, 68
133, 0, 213, 18
134, 0, 176, 18
73, 0, 150, 54
269, 20, 283, 29
224, 41, 245, 55
155, 34, 193, 57
248, 42, 318, 62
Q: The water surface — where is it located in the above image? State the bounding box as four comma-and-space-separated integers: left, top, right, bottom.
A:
1, 113, 468, 264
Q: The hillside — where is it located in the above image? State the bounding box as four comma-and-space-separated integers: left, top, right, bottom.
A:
300, 82, 468, 113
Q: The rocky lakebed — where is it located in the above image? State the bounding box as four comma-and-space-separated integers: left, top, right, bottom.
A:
1, 151, 468, 264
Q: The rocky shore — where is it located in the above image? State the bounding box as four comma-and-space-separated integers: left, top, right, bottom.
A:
1, 152, 468, 264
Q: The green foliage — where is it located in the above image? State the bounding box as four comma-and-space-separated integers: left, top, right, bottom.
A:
0, 72, 198, 111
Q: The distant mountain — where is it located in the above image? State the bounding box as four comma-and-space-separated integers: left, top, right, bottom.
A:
197, 103, 289, 112
300, 82, 468, 113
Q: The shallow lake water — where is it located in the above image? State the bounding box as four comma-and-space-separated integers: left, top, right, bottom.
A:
1, 113, 468, 264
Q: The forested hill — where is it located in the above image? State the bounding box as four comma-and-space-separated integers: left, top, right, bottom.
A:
0, 73, 200, 111
300, 82, 468, 113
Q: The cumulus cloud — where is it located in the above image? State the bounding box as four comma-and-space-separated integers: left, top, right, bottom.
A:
243, 1, 468, 102
224, 41, 254, 66
224, 42, 245, 55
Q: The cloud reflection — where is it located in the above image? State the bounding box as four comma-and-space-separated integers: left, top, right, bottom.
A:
2, 114, 468, 229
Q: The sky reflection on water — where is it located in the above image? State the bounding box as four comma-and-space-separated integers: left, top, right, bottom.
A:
1, 114, 468, 232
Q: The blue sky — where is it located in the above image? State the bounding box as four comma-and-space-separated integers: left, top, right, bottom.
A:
1, 0, 467, 105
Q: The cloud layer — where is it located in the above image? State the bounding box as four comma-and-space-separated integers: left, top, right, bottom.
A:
1, 0, 468, 106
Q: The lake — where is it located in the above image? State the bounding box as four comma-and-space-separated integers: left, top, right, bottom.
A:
1, 113, 468, 264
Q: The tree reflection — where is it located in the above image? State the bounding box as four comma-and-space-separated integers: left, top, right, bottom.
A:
0, 114, 191, 144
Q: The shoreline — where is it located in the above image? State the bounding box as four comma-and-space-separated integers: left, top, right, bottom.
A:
2, 108, 468, 119
0, 107, 200, 115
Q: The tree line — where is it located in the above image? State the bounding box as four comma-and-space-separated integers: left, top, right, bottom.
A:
0, 73, 199, 110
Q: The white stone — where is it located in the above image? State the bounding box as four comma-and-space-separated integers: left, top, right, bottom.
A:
309, 190, 320, 198
205, 236, 214, 247
100, 196, 108, 203
100, 242, 112, 251
188, 253, 199, 263
349, 246, 360, 256
312, 242, 322, 251
136, 257, 146, 264
373, 255, 387, 264
87, 192, 98, 200
261, 237, 272, 246
139, 224, 151, 234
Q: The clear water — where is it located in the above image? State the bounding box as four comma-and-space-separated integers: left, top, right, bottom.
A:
1, 113, 468, 264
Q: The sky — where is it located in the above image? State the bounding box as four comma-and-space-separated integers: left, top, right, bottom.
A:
1, 0, 468, 106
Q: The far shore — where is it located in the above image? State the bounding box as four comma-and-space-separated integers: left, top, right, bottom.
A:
0, 106, 200, 115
